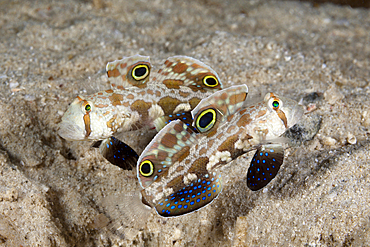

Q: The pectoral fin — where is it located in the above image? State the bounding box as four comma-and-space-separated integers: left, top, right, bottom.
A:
92, 137, 139, 170
247, 144, 284, 191
154, 172, 222, 217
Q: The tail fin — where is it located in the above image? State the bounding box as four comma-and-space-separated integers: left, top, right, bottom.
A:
101, 190, 152, 238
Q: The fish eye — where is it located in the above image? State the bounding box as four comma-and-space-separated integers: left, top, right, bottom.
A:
272, 100, 279, 109
85, 104, 91, 112
132, 64, 150, 81
203, 75, 219, 87
139, 160, 154, 177
195, 108, 217, 133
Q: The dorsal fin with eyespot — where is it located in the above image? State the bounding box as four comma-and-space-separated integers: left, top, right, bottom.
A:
137, 120, 198, 189
153, 56, 223, 92
136, 120, 223, 217
191, 84, 249, 135
106, 55, 151, 89
106, 55, 224, 92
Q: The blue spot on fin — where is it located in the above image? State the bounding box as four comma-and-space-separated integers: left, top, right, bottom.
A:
247, 144, 284, 191
93, 137, 139, 170
154, 172, 222, 217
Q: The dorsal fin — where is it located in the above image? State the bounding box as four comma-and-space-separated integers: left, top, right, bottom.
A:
192, 84, 248, 121
153, 56, 222, 91
106, 55, 223, 92
153, 111, 198, 133
106, 54, 151, 89
137, 120, 223, 217
191, 84, 248, 136
137, 120, 198, 189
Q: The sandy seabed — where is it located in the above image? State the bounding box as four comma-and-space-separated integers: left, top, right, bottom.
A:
0, 0, 369, 246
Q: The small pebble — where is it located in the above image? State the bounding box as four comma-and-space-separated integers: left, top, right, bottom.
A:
90, 214, 109, 229
306, 103, 317, 113
322, 136, 337, 146
361, 111, 370, 127
324, 85, 344, 104
24, 94, 36, 101
9, 81, 19, 89
171, 228, 182, 241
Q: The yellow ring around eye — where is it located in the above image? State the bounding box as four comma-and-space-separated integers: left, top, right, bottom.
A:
195, 108, 217, 133
132, 64, 150, 81
203, 75, 219, 87
139, 160, 154, 177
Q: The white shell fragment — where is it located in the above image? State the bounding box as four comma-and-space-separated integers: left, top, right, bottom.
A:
347, 132, 357, 145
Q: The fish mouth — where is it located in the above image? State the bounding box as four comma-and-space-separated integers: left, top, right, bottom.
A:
58, 121, 86, 141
